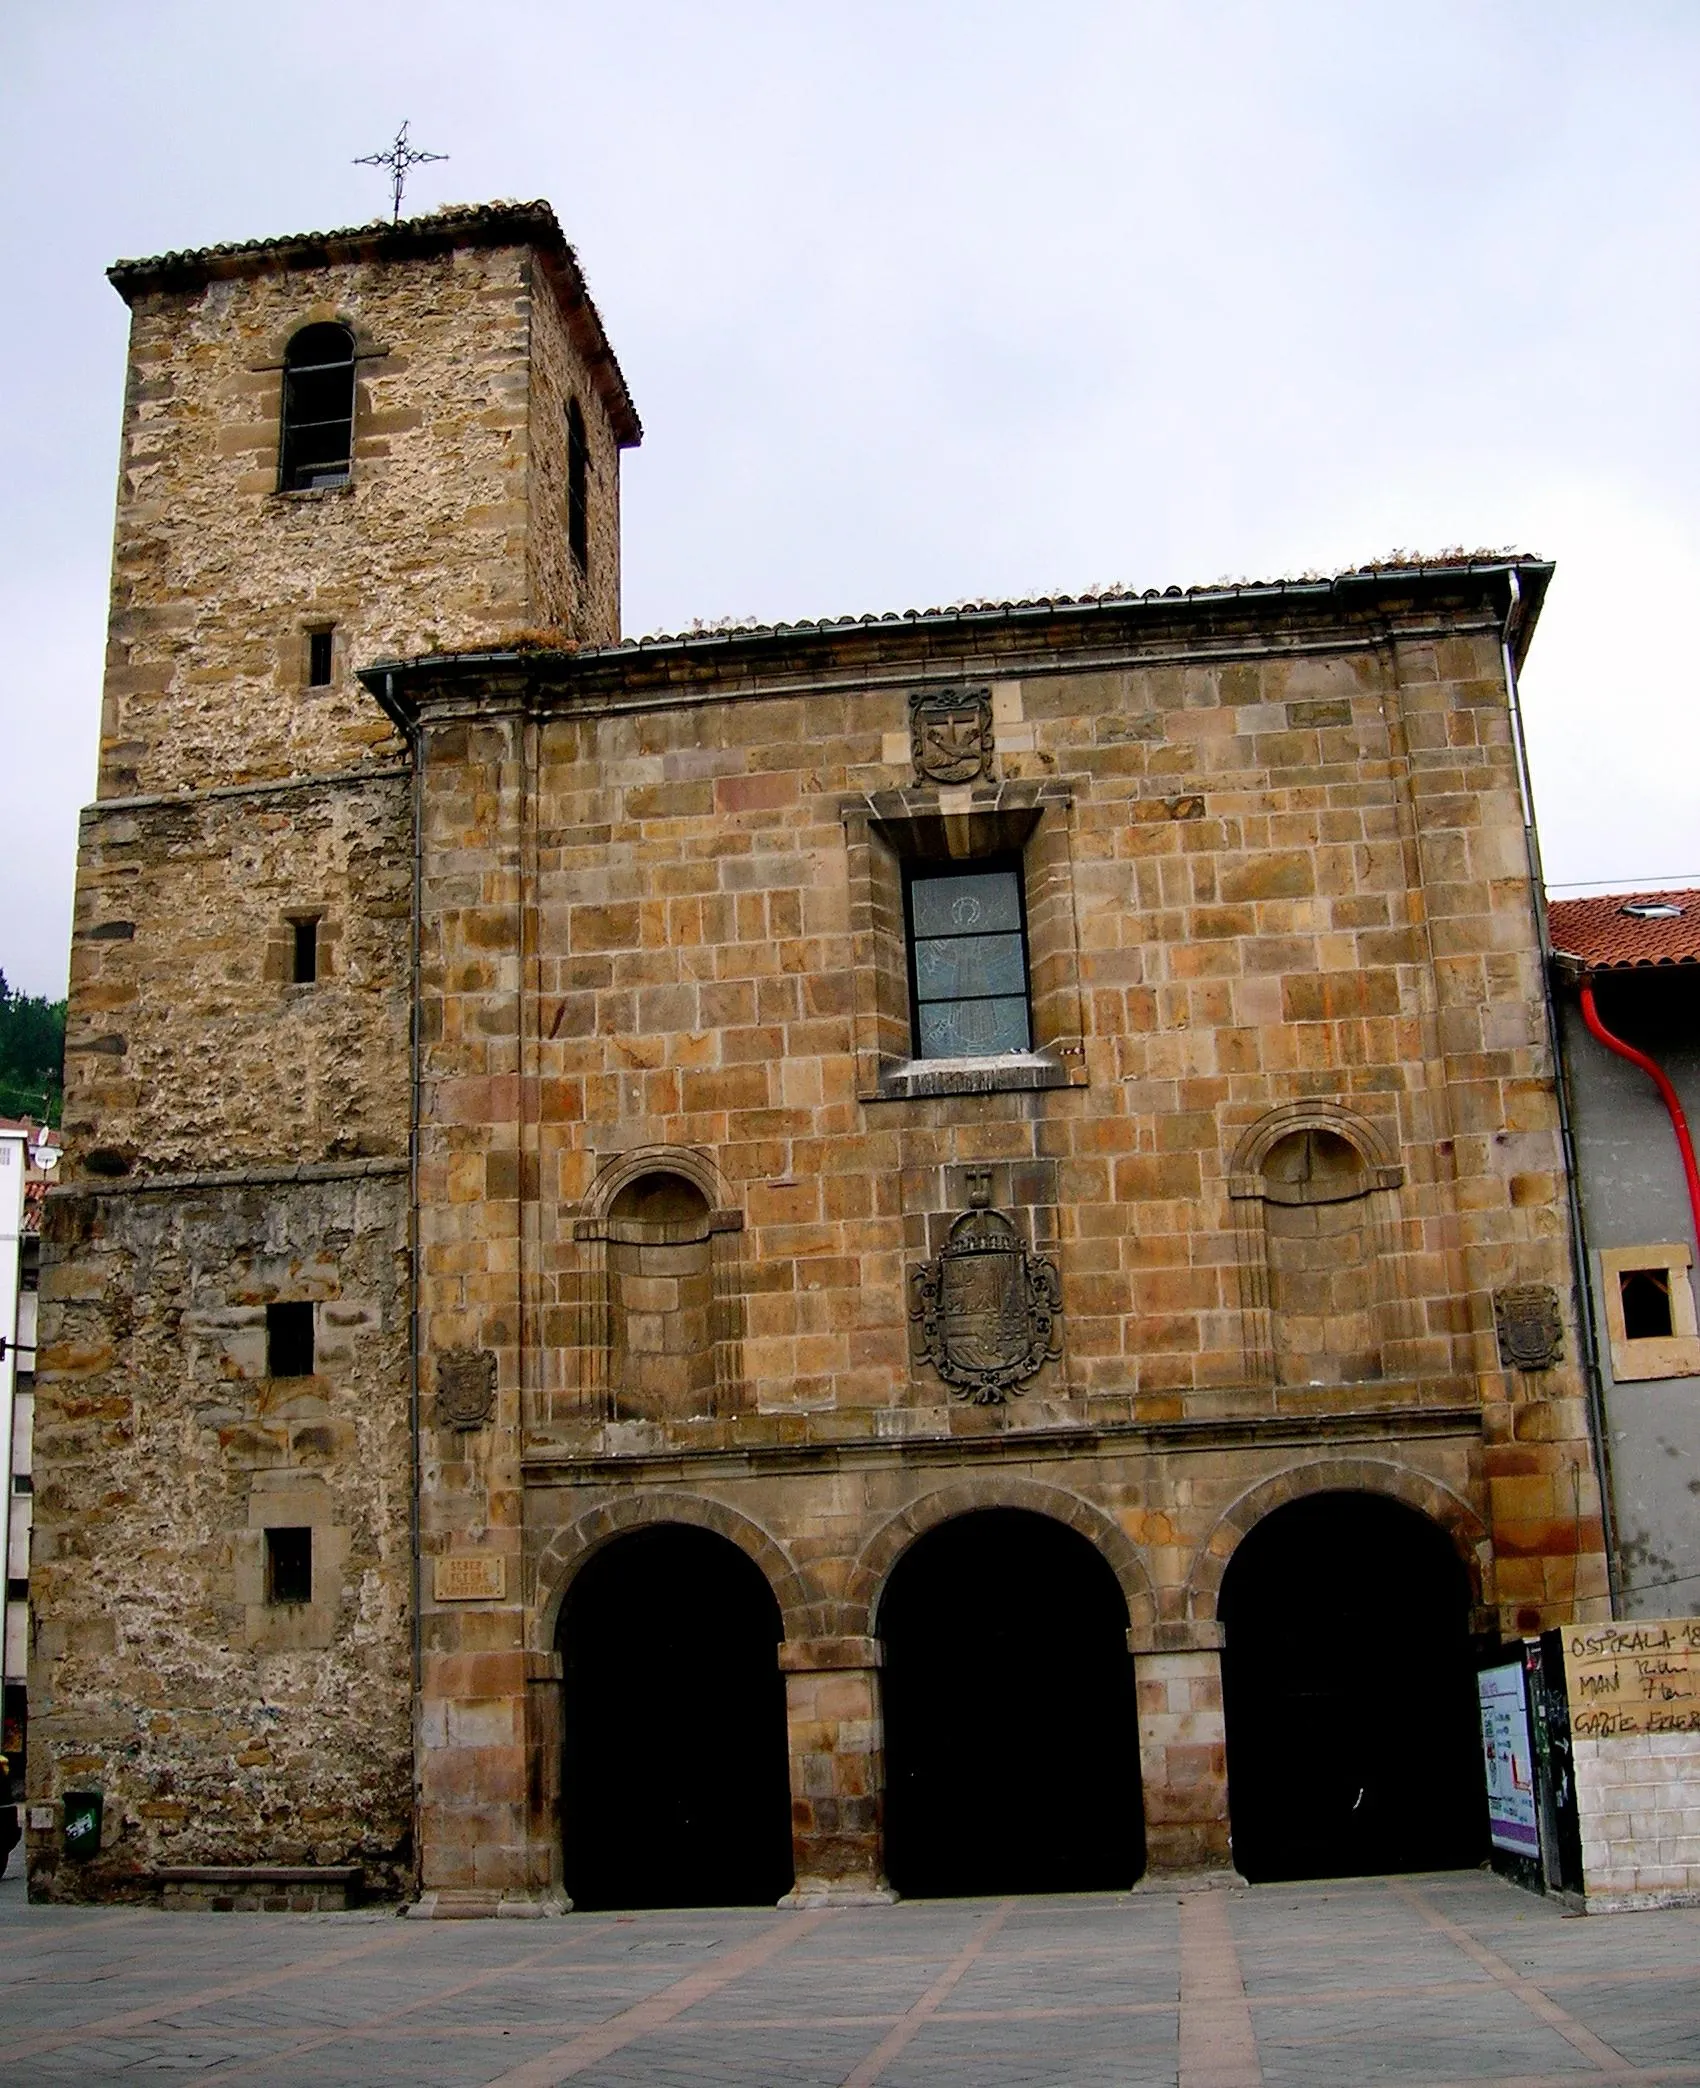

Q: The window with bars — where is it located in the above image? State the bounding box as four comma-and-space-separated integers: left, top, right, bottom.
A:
279, 324, 356, 491
904, 860, 1033, 1059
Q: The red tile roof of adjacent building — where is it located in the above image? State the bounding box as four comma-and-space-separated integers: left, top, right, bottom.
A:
0, 1118, 60, 1235
1547, 891, 1700, 971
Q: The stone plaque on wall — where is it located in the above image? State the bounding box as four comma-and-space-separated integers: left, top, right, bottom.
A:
433, 1554, 506, 1603
1493, 1285, 1563, 1372
910, 686, 994, 785
909, 1183, 1062, 1403
435, 1346, 497, 1429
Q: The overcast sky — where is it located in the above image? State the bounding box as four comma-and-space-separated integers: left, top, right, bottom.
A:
3, 2, 1698, 996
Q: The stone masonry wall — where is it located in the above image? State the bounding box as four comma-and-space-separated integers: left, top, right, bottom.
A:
60, 775, 411, 1176
28, 1171, 412, 1901
100, 234, 624, 803
394, 576, 1611, 1899
526, 255, 623, 646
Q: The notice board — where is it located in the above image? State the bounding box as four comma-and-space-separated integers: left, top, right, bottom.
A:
1478, 1661, 1540, 1856
1561, 1618, 1700, 1739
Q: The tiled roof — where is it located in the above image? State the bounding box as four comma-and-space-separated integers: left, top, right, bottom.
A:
1547, 891, 1700, 971
108, 200, 641, 447
367, 555, 1548, 691
0, 1118, 60, 1235
610, 552, 1541, 654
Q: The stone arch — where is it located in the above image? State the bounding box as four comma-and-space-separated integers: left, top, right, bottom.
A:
1183, 1457, 1492, 1630
254, 308, 386, 370
846, 1477, 1156, 1643
530, 1491, 813, 1653
567, 1146, 746, 1419
1227, 1102, 1408, 1387
577, 1144, 739, 1224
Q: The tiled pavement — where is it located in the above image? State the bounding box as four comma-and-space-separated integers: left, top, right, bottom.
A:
1, 1865, 1697, 2086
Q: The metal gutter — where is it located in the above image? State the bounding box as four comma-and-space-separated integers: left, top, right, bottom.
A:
1503, 575, 1622, 1610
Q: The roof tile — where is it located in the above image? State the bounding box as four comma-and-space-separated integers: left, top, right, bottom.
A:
1547, 890, 1700, 971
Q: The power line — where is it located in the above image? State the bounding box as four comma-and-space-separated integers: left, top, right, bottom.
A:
1546, 874, 1699, 889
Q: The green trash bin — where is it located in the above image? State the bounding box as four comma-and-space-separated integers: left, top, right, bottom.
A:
62, 1789, 103, 1860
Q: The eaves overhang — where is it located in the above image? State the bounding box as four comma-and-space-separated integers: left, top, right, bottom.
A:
360, 555, 1553, 729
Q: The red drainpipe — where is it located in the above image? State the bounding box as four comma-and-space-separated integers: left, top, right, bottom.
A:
1579, 977, 1700, 1249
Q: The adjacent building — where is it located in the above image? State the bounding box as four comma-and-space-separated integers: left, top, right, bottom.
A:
28, 201, 1610, 1911
2, 1118, 56, 1782
1548, 891, 1700, 1614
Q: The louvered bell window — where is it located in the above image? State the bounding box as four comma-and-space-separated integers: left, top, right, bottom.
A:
279, 323, 356, 491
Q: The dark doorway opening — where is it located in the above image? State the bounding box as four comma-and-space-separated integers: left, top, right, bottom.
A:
880, 1508, 1143, 1897
559, 1524, 793, 1910
1220, 1490, 1487, 1883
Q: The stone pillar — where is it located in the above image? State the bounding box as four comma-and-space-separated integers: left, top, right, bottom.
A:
1134, 1630, 1237, 1878
411, 705, 564, 1918
777, 1637, 895, 1905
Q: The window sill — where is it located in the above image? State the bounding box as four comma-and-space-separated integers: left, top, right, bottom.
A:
271, 482, 354, 502
1606, 1336, 1700, 1383
872, 1049, 1078, 1102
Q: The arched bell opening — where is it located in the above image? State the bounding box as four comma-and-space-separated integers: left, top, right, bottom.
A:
558, 1524, 793, 1910
878, 1507, 1143, 1897
1220, 1491, 1487, 1883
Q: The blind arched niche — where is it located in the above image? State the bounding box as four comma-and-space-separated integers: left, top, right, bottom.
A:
570, 1149, 746, 1419
1228, 1105, 1405, 1389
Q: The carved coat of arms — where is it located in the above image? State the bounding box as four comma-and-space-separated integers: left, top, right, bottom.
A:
1493, 1285, 1564, 1372
909, 1197, 1062, 1403
910, 686, 994, 785
436, 1346, 498, 1429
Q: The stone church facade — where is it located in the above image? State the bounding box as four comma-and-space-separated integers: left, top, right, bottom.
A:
29, 202, 1609, 1909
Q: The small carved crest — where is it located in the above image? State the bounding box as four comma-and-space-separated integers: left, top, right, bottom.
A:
1494, 1285, 1563, 1372
909, 1180, 1061, 1403
910, 686, 994, 786
436, 1346, 498, 1429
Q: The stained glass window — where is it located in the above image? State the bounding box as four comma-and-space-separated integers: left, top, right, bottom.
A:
906, 863, 1032, 1058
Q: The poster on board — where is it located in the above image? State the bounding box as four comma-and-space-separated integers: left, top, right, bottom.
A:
1478, 1662, 1540, 1857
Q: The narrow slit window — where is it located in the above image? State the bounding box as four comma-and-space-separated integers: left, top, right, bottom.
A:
1620, 1267, 1675, 1342
266, 1300, 315, 1379
279, 323, 355, 492
307, 627, 334, 686
905, 859, 1032, 1059
265, 1526, 312, 1606
566, 396, 589, 573
291, 917, 319, 985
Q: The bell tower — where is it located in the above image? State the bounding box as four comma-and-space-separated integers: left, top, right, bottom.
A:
32, 205, 639, 1906
97, 201, 641, 801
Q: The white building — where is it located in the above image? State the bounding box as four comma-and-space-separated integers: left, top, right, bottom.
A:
2, 1119, 58, 1771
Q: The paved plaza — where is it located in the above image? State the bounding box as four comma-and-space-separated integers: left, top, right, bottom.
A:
2, 1865, 1698, 2085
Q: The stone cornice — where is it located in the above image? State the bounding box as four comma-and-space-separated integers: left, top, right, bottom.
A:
363, 559, 1551, 727
520, 1400, 1484, 1486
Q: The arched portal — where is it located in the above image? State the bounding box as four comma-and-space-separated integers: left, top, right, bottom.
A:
879, 1508, 1143, 1897
1220, 1491, 1486, 1883
558, 1524, 793, 1909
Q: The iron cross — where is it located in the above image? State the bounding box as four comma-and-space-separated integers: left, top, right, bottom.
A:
354, 121, 448, 223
